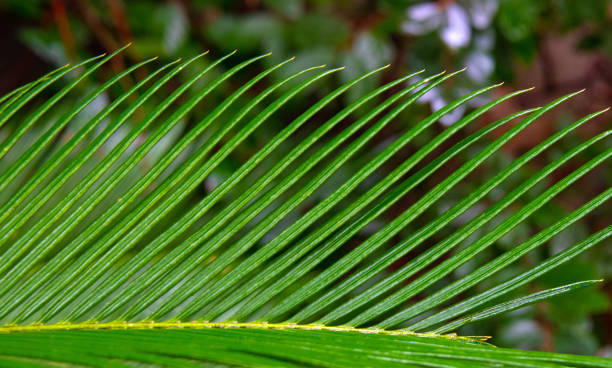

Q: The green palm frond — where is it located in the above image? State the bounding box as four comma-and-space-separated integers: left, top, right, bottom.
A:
0, 48, 610, 368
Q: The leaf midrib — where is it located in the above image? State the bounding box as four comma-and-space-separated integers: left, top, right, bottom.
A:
0, 321, 486, 341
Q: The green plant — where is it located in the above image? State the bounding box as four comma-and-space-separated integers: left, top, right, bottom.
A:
0, 48, 610, 367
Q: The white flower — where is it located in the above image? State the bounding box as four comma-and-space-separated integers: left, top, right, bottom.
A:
402, 1, 500, 125
466, 0, 499, 29
466, 52, 494, 83
401, 0, 498, 51
440, 4, 471, 50
401, 3, 442, 35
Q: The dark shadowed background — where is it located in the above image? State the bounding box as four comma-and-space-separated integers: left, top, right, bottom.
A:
0, 0, 611, 356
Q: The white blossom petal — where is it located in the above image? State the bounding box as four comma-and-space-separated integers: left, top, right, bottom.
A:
474, 31, 495, 51
408, 2, 441, 21
467, 0, 499, 29
441, 4, 471, 50
466, 52, 494, 83
401, 3, 443, 35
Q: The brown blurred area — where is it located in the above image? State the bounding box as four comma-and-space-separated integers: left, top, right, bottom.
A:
489, 31, 612, 153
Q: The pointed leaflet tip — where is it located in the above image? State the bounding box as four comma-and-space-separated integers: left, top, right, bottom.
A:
289, 56, 296, 61
563, 88, 587, 100
369, 64, 390, 73
114, 43, 131, 53
591, 107, 611, 116
396, 69, 426, 81
422, 70, 447, 83
515, 86, 535, 94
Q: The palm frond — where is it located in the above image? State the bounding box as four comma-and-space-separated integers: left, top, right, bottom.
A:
0, 48, 610, 367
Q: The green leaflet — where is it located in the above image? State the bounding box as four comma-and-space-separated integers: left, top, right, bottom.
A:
317, 110, 609, 326
374, 153, 612, 329
0, 64, 69, 120
0, 47, 124, 165
431, 224, 612, 333
9, 52, 287, 322
404, 185, 611, 331
268, 91, 583, 323
0, 51, 212, 277
97, 66, 424, 321
0, 51, 219, 316
435, 280, 601, 333
60, 64, 345, 323
0, 57, 158, 240
153, 70, 461, 321
0, 57, 184, 319
229, 108, 536, 322
192, 84, 530, 320
200, 87, 532, 322
0, 50, 610, 367
0, 51, 215, 320
0, 61, 79, 134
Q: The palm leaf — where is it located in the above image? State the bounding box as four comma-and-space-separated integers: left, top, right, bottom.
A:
0, 48, 610, 368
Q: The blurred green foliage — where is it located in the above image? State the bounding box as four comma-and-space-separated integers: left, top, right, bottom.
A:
0, 0, 611, 357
